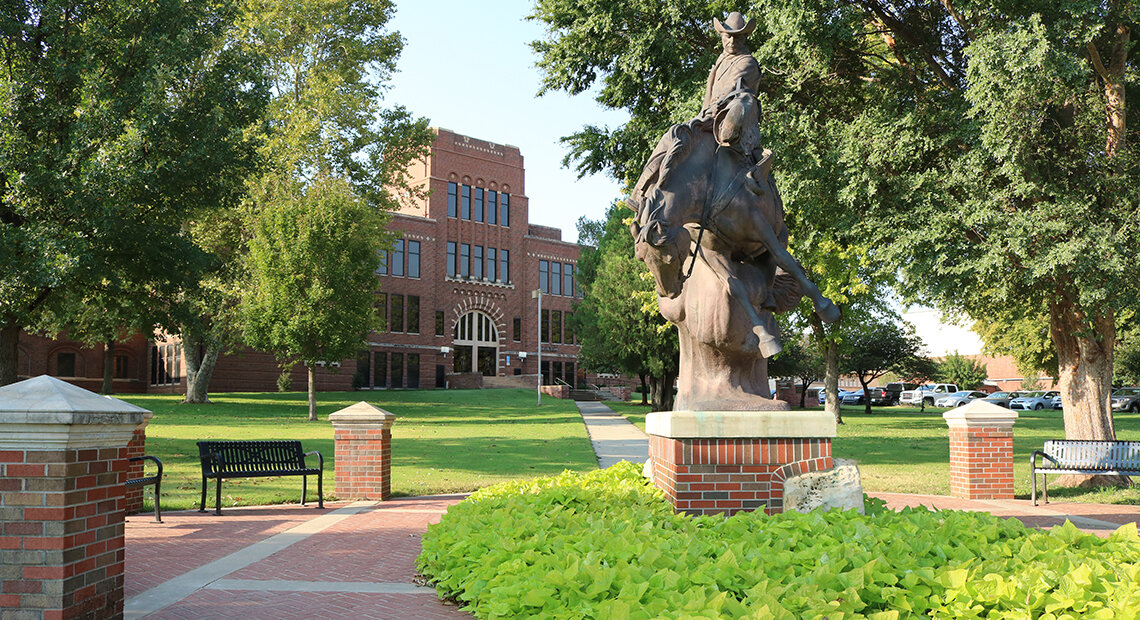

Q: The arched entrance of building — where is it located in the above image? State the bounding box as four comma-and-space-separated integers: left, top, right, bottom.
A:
452, 311, 499, 376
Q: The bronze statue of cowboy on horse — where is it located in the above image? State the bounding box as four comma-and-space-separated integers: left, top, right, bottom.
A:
628, 12, 839, 411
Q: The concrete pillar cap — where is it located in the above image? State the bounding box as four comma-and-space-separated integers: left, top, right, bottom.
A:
943, 400, 1019, 428
646, 410, 836, 439
0, 375, 148, 449
329, 401, 396, 429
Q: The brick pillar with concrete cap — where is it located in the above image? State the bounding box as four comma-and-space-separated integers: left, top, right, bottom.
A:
123, 411, 154, 516
329, 402, 395, 500
0, 375, 146, 619
944, 400, 1019, 500
645, 410, 840, 516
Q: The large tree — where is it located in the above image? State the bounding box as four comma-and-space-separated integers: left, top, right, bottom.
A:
532, 2, 1140, 469
573, 204, 680, 411
0, 0, 266, 385
179, 0, 432, 403
938, 352, 989, 390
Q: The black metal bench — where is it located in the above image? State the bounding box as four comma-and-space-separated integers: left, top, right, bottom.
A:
126, 455, 163, 523
1031, 439, 1140, 505
197, 440, 324, 515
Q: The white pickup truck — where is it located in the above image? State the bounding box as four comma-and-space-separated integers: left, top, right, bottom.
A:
899, 384, 960, 406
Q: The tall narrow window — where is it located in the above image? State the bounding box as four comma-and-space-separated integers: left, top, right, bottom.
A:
407, 241, 421, 278
473, 246, 484, 279
564, 312, 574, 344
446, 242, 456, 277
474, 187, 484, 222
513, 317, 521, 341
539, 260, 549, 293
435, 311, 445, 336
552, 310, 562, 343
391, 239, 405, 277
487, 190, 498, 224
407, 296, 420, 334
114, 355, 129, 379
376, 250, 388, 275
407, 354, 420, 388
541, 309, 550, 343
374, 352, 387, 388
486, 248, 497, 281
564, 264, 574, 298
447, 182, 458, 218
391, 294, 405, 332
500, 193, 510, 227
461, 184, 471, 219
376, 293, 388, 331
460, 243, 470, 277
500, 249, 509, 283
391, 352, 404, 388
551, 262, 562, 295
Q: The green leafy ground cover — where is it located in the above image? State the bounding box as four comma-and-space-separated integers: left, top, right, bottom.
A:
417, 464, 1140, 619
120, 389, 596, 510
609, 403, 1140, 504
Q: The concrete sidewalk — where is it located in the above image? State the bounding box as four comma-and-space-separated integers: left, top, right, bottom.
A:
574, 401, 649, 468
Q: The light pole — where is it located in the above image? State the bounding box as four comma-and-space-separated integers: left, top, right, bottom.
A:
532, 288, 543, 406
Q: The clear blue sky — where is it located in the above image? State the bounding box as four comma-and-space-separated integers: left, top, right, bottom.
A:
385, 0, 629, 243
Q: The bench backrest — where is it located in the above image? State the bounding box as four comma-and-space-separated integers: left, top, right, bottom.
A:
197, 440, 306, 475
1043, 440, 1140, 471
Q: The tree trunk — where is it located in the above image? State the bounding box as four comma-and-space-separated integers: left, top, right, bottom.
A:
102, 340, 115, 395
308, 363, 317, 421
0, 315, 20, 386
1049, 292, 1123, 487
799, 378, 808, 408
639, 374, 649, 405
182, 330, 221, 404
858, 375, 873, 416
810, 314, 842, 424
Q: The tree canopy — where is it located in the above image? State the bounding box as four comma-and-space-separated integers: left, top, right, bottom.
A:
531, 1, 1140, 451
0, 0, 267, 385
840, 319, 925, 415
937, 352, 989, 390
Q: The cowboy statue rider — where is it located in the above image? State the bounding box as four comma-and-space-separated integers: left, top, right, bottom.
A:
700, 12, 769, 184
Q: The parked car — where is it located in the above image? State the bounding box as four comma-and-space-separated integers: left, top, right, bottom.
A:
1111, 387, 1140, 412
1049, 394, 1063, 410
934, 390, 989, 408
818, 389, 851, 405
841, 389, 866, 406
980, 391, 1018, 408
866, 386, 892, 406
899, 383, 960, 406
884, 382, 919, 405
1010, 391, 1060, 410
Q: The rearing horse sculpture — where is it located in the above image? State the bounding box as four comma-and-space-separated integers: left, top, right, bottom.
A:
629, 90, 839, 410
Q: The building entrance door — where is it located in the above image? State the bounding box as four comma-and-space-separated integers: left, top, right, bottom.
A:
452, 311, 499, 376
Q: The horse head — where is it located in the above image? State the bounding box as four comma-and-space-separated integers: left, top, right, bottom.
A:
632, 198, 692, 299
713, 90, 762, 154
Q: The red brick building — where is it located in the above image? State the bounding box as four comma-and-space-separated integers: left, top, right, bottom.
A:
13, 128, 582, 393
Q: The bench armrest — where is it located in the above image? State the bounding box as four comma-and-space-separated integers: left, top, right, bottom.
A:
1030, 450, 1060, 469
129, 455, 163, 479
304, 450, 324, 472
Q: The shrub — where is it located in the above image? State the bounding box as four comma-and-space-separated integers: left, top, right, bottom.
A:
417, 463, 1140, 619
276, 369, 293, 392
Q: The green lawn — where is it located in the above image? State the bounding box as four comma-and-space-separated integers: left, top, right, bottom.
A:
120, 389, 597, 511
611, 401, 1140, 504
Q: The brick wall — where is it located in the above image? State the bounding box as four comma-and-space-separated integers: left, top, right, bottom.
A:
330, 404, 395, 501
649, 436, 833, 516
1, 447, 130, 619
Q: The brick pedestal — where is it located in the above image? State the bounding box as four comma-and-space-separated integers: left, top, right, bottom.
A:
0, 376, 146, 619
646, 411, 837, 516
944, 401, 1018, 500
123, 412, 153, 515
329, 402, 396, 500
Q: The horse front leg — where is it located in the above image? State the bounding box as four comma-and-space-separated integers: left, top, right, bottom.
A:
743, 207, 840, 324
700, 248, 782, 357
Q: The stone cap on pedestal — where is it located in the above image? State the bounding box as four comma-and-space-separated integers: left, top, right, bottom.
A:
0, 375, 148, 449
646, 410, 836, 439
943, 400, 1019, 429
329, 401, 396, 430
